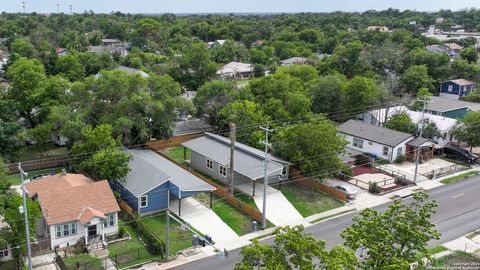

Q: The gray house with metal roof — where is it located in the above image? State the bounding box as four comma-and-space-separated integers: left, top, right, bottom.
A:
182, 133, 291, 196
112, 149, 215, 216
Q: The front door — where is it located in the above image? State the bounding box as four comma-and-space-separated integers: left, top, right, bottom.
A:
88, 225, 97, 237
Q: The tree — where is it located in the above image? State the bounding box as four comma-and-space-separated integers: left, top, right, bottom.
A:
384, 112, 417, 134
6, 57, 47, 127
0, 99, 23, 160
9, 38, 36, 58
193, 81, 237, 125
71, 124, 132, 181
413, 87, 433, 111
273, 115, 347, 177
400, 65, 435, 94
460, 47, 478, 64
343, 76, 380, 120
310, 74, 347, 115
423, 121, 442, 140
55, 53, 85, 81
464, 88, 480, 103
453, 111, 480, 151
217, 100, 269, 148
341, 192, 440, 269
235, 226, 357, 270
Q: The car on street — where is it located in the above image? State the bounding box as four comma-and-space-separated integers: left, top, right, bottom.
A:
334, 184, 358, 199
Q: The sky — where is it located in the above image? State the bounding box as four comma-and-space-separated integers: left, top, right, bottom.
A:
1, 0, 480, 14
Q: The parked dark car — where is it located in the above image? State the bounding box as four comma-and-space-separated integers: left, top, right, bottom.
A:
443, 146, 478, 163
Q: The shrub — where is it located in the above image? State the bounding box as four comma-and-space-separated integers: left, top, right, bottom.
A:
341, 166, 353, 177
369, 182, 381, 194
140, 230, 165, 256
73, 237, 88, 254
118, 226, 126, 238
394, 154, 406, 164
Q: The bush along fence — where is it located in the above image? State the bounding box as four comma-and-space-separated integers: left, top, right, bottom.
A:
289, 167, 347, 202
121, 212, 166, 258
149, 147, 264, 222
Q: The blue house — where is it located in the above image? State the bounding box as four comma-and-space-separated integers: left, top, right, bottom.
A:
113, 149, 215, 216
439, 79, 475, 100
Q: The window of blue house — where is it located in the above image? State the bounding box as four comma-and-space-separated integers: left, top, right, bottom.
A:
448, 85, 453, 92
219, 165, 227, 177
140, 195, 148, 208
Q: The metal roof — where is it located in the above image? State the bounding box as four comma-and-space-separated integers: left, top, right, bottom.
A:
123, 149, 215, 197
182, 133, 286, 181
426, 96, 480, 113
338, 120, 413, 147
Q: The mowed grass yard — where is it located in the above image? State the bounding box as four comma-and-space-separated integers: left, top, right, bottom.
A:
108, 225, 160, 269
141, 213, 194, 257
280, 183, 343, 218
211, 194, 254, 235
63, 254, 104, 270
166, 146, 190, 164
5, 167, 65, 185
429, 251, 480, 268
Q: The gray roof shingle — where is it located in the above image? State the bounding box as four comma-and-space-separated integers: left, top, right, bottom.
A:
123, 149, 215, 197
182, 133, 287, 181
338, 120, 413, 147
426, 96, 480, 113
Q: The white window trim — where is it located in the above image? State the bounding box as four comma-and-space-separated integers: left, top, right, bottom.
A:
383, 146, 389, 156
206, 159, 213, 170
219, 165, 227, 177
140, 195, 148, 208
104, 213, 115, 227
353, 137, 363, 149
55, 222, 77, 239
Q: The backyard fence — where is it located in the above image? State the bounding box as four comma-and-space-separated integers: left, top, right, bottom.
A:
150, 149, 264, 222
146, 133, 205, 151
6, 155, 73, 174
289, 168, 347, 202
118, 200, 135, 216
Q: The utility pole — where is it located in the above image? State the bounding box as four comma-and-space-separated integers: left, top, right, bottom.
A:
413, 95, 427, 184
166, 210, 170, 258
260, 123, 273, 230
228, 123, 236, 195
19, 163, 32, 270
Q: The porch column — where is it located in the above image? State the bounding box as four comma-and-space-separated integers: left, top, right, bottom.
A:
183, 147, 187, 161
101, 223, 105, 241
178, 198, 182, 216
252, 180, 256, 197
85, 226, 88, 245
209, 191, 213, 209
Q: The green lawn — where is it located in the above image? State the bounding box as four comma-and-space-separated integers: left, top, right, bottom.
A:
140, 213, 194, 257
166, 146, 190, 164
429, 251, 480, 268
440, 171, 480, 184
280, 183, 344, 218
63, 254, 104, 270
211, 195, 255, 235
415, 245, 448, 260
5, 167, 65, 185
15, 145, 68, 162
108, 225, 160, 269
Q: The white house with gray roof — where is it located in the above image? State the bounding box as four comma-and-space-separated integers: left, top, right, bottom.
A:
182, 133, 291, 196
113, 149, 215, 216
338, 120, 415, 162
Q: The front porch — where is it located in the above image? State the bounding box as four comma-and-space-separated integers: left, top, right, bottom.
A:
406, 138, 435, 162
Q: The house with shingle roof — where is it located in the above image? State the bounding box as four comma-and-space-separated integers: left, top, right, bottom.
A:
24, 171, 120, 249
425, 96, 480, 119
216, 62, 254, 80
440, 79, 476, 100
337, 120, 434, 162
112, 149, 215, 216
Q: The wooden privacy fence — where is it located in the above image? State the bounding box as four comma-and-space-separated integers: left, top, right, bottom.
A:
6, 155, 73, 174
289, 167, 347, 202
119, 200, 135, 216
146, 133, 205, 151
150, 148, 263, 222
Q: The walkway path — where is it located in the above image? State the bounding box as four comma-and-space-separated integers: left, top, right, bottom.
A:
236, 182, 304, 226
170, 197, 250, 250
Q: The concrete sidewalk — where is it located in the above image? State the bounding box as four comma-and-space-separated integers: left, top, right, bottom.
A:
170, 197, 250, 250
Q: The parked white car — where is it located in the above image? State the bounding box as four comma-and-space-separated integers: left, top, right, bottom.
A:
334, 184, 358, 199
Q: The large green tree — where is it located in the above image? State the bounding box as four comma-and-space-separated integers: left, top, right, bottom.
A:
384, 112, 417, 134
273, 115, 347, 177
341, 192, 440, 269
235, 226, 357, 270
400, 65, 435, 94
343, 76, 380, 120
453, 111, 480, 151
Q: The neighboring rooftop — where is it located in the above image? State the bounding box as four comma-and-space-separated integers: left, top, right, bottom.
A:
174, 119, 211, 136
216, 61, 253, 75
426, 96, 480, 113
338, 120, 413, 147
444, 42, 463, 50
447, 79, 475, 86
280, 57, 308, 65
123, 149, 215, 197
115, 65, 149, 78
182, 133, 289, 181
25, 174, 119, 225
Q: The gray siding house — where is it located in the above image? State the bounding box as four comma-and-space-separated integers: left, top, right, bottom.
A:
182, 133, 291, 196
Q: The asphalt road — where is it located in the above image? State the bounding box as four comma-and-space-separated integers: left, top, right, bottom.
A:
173, 175, 480, 270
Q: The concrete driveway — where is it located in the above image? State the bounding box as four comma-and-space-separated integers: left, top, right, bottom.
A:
379, 158, 458, 182
170, 197, 250, 250
236, 182, 304, 226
